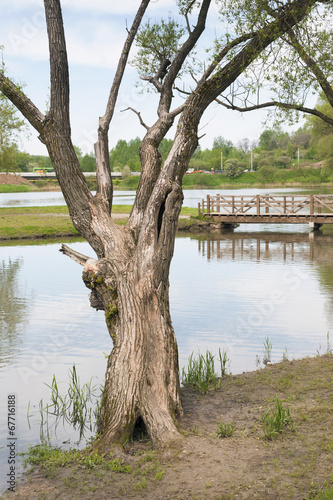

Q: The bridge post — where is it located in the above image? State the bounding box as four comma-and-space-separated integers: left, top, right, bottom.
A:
310, 195, 314, 214
231, 196, 235, 213
265, 194, 269, 214
256, 195, 260, 215
217, 194, 220, 213
198, 202, 201, 216
207, 195, 210, 215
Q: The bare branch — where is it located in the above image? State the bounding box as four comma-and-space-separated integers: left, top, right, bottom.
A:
184, 0, 196, 34
59, 244, 92, 266
0, 73, 45, 133
169, 103, 186, 119
140, 75, 163, 92
121, 107, 149, 130
215, 97, 333, 127
94, 0, 150, 213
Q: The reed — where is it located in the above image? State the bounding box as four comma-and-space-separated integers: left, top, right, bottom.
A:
30, 365, 103, 443
181, 348, 229, 394
262, 397, 295, 440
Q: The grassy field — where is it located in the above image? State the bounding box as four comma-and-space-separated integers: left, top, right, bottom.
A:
0, 205, 197, 240
0, 184, 33, 193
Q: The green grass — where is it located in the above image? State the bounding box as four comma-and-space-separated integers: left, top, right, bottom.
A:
216, 421, 236, 438
182, 168, 332, 189
22, 444, 132, 473
262, 397, 295, 440
0, 212, 78, 239
0, 205, 197, 240
181, 348, 229, 394
0, 184, 32, 192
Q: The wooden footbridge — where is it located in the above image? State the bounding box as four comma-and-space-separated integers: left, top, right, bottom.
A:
198, 193, 333, 228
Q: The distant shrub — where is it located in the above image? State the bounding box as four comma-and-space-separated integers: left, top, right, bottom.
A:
257, 166, 277, 183
224, 159, 244, 178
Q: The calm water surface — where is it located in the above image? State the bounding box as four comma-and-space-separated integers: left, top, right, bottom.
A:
0, 186, 316, 208
1, 188, 333, 492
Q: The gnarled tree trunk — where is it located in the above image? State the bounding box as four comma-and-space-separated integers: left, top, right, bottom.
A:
0, 0, 320, 449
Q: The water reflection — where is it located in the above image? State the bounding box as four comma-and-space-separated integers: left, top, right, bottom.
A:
197, 232, 333, 263
171, 231, 333, 376
0, 258, 32, 368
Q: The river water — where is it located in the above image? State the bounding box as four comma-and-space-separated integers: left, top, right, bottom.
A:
1, 187, 333, 492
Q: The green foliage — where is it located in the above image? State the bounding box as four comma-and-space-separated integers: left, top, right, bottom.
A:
317, 135, 333, 160
321, 158, 333, 178
80, 152, 96, 172
262, 398, 295, 440
0, 92, 27, 173
306, 92, 333, 140
109, 137, 141, 172
257, 165, 278, 183
216, 421, 236, 438
132, 18, 185, 77
224, 158, 244, 178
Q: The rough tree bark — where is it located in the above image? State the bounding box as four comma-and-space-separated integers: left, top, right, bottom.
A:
0, 0, 320, 447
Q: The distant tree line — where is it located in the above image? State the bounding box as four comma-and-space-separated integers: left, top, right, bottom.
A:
1, 94, 332, 178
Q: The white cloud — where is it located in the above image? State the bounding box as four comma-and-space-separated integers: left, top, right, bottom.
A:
5, 0, 174, 15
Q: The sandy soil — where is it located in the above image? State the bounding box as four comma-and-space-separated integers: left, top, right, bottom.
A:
0, 173, 33, 186
2, 355, 333, 500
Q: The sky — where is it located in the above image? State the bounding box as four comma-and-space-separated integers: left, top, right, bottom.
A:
0, 0, 305, 156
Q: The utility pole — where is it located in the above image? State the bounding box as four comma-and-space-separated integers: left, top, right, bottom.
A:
250, 150, 254, 172
221, 150, 223, 171
298, 147, 300, 168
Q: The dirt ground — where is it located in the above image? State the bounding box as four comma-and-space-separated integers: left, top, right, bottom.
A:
3, 355, 333, 500
0, 173, 33, 186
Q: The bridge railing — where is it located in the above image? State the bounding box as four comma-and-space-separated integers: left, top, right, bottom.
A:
198, 194, 333, 217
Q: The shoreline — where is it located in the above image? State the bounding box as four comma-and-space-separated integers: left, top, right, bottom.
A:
2, 353, 333, 500
0, 206, 202, 241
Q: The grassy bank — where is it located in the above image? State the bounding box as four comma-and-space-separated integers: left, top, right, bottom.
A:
113, 170, 333, 190
0, 205, 198, 240
3, 354, 333, 500
2, 167, 333, 193
0, 184, 33, 193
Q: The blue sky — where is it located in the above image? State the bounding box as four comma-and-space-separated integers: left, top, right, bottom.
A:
1, 0, 303, 155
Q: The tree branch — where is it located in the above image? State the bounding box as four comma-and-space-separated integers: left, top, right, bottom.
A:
159, 0, 212, 115
44, 0, 71, 136
59, 244, 92, 266
0, 73, 45, 133
215, 97, 333, 127
286, 28, 333, 109
184, 1, 196, 34
128, 0, 213, 233
121, 107, 149, 130
140, 74, 163, 92
94, 0, 150, 213
200, 33, 256, 83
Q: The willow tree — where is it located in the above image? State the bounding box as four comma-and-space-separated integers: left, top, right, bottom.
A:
213, 0, 333, 127
0, 0, 325, 448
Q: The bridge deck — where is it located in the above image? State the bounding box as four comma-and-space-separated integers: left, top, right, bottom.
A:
198, 194, 333, 225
